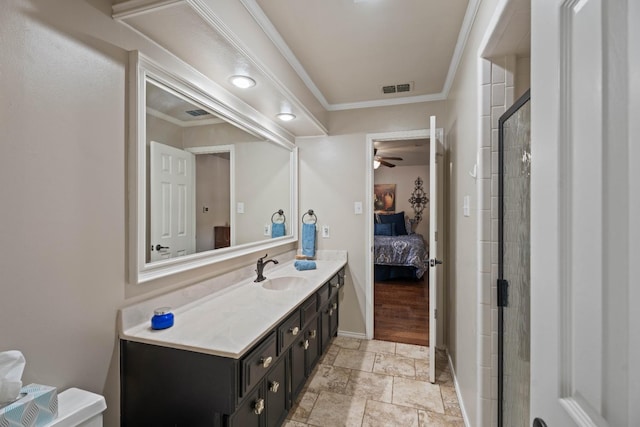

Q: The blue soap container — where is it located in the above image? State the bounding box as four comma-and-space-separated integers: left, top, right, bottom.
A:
151, 307, 174, 330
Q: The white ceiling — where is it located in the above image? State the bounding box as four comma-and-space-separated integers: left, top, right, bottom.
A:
113, 0, 513, 138
244, 0, 473, 110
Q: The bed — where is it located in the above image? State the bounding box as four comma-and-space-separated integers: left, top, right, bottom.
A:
374, 212, 429, 281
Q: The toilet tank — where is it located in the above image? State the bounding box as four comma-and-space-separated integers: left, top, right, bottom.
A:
45, 388, 106, 427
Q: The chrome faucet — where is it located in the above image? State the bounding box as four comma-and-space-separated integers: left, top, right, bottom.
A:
255, 254, 279, 282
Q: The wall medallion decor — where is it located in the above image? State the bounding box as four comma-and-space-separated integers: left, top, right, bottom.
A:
408, 177, 429, 223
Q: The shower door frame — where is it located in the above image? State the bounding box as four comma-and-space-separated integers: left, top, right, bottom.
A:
497, 89, 531, 427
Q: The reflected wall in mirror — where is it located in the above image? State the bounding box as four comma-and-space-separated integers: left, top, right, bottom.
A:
130, 52, 297, 283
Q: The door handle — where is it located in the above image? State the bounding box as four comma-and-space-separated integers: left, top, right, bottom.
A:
429, 258, 443, 267
155, 244, 170, 251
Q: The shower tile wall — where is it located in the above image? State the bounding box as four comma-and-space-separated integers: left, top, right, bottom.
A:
478, 55, 515, 427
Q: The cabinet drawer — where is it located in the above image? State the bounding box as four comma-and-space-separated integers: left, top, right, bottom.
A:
278, 310, 301, 354
300, 294, 318, 328
241, 332, 277, 397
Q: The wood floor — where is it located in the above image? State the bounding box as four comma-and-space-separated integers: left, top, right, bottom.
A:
374, 275, 429, 346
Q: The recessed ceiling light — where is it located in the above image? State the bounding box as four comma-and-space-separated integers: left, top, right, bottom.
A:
229, 75, 256, 89
276, 113, 296, 122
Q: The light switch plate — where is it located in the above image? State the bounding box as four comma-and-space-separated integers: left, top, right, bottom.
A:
237, 202, 244, 214
354, 201, 363, 214
264, 224, 270, 236
463, 196, 470, 217
322, 225, 330, 238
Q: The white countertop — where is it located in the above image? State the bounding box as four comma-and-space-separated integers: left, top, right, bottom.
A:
119, 251, 347, 359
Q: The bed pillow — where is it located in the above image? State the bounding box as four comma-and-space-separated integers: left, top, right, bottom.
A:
374, 223, 394, 236
378, 211, 407, 235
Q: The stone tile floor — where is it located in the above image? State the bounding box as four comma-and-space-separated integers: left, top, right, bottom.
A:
283, 337, 465, 427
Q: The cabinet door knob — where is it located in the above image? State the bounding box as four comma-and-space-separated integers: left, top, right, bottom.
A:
328, 308, 334, 316
303, 339, 310, 350
332, 302, 337, 310
260, 356, 272, 368
269, 381, 280, 393
309, 329, 317, 339
289, 326, 299, 336
253, 398, 265, 415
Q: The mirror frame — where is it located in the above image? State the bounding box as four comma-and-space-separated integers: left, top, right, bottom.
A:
129, 51, 298, 284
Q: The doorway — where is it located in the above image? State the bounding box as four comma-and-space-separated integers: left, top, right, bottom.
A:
372, 136, 430, 346
365, 128, 442, 349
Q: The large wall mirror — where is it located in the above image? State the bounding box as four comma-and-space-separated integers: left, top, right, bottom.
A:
130, 52, 298, 283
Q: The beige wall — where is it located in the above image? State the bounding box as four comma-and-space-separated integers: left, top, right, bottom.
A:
515, 56, 531, 100
1, 1, 508, 426
443, 0, 507, 425
374, 165, 430, 238
235, 141, 291, 244
195, 154, 230, 252
298, 101, 446, 337
0, 2, 298, 426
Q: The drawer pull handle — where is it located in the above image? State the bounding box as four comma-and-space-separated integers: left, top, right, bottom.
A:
253, 398, 265, 415
332, 282, 340, 288
260, 356, 273, 368
309, 329, 317, 339
289, 326, 299, 336
269, 381, 280, 393
303, 339, 310, 350
332, 302, 337, 310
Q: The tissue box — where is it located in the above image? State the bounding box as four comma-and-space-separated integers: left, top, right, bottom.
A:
0, 384, 58, 427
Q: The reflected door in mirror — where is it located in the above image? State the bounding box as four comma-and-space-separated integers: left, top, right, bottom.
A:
150, 141, 195, 261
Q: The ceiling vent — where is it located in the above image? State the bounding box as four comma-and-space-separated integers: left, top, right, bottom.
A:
185, 109, 210, 117
381, 82, 414, 95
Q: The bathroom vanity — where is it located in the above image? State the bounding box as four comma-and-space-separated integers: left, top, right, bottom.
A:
119, 255, 346, 426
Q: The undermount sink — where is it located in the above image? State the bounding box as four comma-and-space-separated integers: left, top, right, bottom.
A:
261, 277, 308, 291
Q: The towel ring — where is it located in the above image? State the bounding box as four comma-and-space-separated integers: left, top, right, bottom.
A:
302, 209, 317, 224
271, 209, 286, 224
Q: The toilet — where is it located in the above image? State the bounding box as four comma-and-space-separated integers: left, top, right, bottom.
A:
45, 388, 106, 427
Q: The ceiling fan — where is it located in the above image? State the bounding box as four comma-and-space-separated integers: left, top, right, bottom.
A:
374, 148, 403, 168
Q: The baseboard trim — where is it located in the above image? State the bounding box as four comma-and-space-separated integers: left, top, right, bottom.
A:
448, 351, 472, 427
337, 330, 367, 340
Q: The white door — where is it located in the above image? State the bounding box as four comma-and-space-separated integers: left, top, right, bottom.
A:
428, 115, 443, 383
150, 141, 195, 262
531, 1, 639, 425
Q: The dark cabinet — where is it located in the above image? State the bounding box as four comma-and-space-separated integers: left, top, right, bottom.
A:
229, 383, 263, 427
121, 267, 344, 427
305, 317, 321, 375
290, 331, 308, 400
214, 226, 230, 249
229, 350, 288, 427
265, 355, 288, 427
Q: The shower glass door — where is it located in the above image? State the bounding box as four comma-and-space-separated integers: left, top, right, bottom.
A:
498, 90, 531, 427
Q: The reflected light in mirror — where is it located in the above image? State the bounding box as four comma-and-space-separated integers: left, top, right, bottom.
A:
276, 112, 296, 122
229, 75, 256, 89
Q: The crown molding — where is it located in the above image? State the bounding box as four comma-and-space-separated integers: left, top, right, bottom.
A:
240, 0, 481, 111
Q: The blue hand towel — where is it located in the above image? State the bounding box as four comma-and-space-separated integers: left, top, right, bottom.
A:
294, 260, 317, 271
271, 223, 285, 238
301, 223, 316, 258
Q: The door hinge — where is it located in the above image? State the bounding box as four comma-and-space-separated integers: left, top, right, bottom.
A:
497, 279, 509, 307
434, 308, 437, 320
